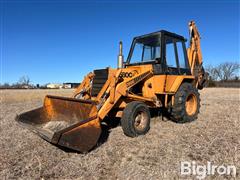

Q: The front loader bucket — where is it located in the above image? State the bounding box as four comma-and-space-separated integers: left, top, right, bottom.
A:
15, 95, 101, 152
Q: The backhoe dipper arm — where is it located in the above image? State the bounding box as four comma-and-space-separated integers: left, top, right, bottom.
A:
187, 21, 202, 72
187, 21, 208, 89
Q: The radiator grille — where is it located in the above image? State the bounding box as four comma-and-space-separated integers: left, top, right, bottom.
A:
91, 69, 109, 96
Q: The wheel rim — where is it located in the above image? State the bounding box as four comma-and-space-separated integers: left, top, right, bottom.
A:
185, 93, 197, 116
134, 111, 148, 131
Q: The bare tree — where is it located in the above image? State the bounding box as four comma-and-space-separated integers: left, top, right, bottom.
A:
206, 62, 240, 81
18, 76, 30, 86
215, 62, 240, 81
0, 83, 10, 89
205, 65, 218, 81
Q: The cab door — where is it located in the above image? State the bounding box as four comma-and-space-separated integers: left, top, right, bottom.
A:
164, 36, 191, 92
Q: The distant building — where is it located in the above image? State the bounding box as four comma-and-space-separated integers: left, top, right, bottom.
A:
22, 85, 32, 89
46, 83, 63, 89
63, 83, 80, 89
18, 84, 34, 89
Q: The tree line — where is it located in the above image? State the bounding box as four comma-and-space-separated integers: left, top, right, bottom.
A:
0, 62, 239, 89
206, 62, 240, 87
0, 76, 42, 89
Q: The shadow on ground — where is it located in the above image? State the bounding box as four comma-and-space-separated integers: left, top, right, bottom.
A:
55, 108, 172, 153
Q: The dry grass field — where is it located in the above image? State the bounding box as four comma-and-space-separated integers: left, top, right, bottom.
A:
0, 88, 239, 179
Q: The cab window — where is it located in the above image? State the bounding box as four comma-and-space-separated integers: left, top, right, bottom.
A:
129, 36, 161, 64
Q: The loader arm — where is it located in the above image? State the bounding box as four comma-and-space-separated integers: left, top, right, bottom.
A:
98, 69, 153, 120
73, 72, 95, 99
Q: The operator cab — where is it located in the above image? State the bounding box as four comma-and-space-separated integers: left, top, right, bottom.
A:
125, 30, 191, 75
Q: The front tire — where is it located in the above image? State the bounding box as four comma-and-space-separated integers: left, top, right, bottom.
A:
170, 83, 200, 123
121, 101, 151, 137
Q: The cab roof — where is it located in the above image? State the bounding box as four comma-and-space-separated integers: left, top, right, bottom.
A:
134, 30, 186, 42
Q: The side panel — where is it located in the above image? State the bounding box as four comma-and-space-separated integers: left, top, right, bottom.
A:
150, 75, 195, 94
165, 75, 195, 92
143, 75, 166, 95
142, 77, 156, 98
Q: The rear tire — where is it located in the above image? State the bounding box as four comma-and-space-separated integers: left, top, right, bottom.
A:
121, 101, 151, 137
170, 83, 200, 123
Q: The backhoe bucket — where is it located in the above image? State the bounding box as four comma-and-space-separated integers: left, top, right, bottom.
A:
15, 95, 101, 152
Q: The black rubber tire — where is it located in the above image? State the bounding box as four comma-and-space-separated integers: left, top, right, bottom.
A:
121, 101, 151, 137
170, 83, 200, 123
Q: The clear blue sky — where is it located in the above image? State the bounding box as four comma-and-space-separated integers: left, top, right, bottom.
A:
1, 0, 239, 84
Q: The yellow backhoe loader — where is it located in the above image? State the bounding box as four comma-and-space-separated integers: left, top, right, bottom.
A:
16, 21, 208, 152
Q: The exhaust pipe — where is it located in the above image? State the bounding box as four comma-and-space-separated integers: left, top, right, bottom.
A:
117, 41, 124, 68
